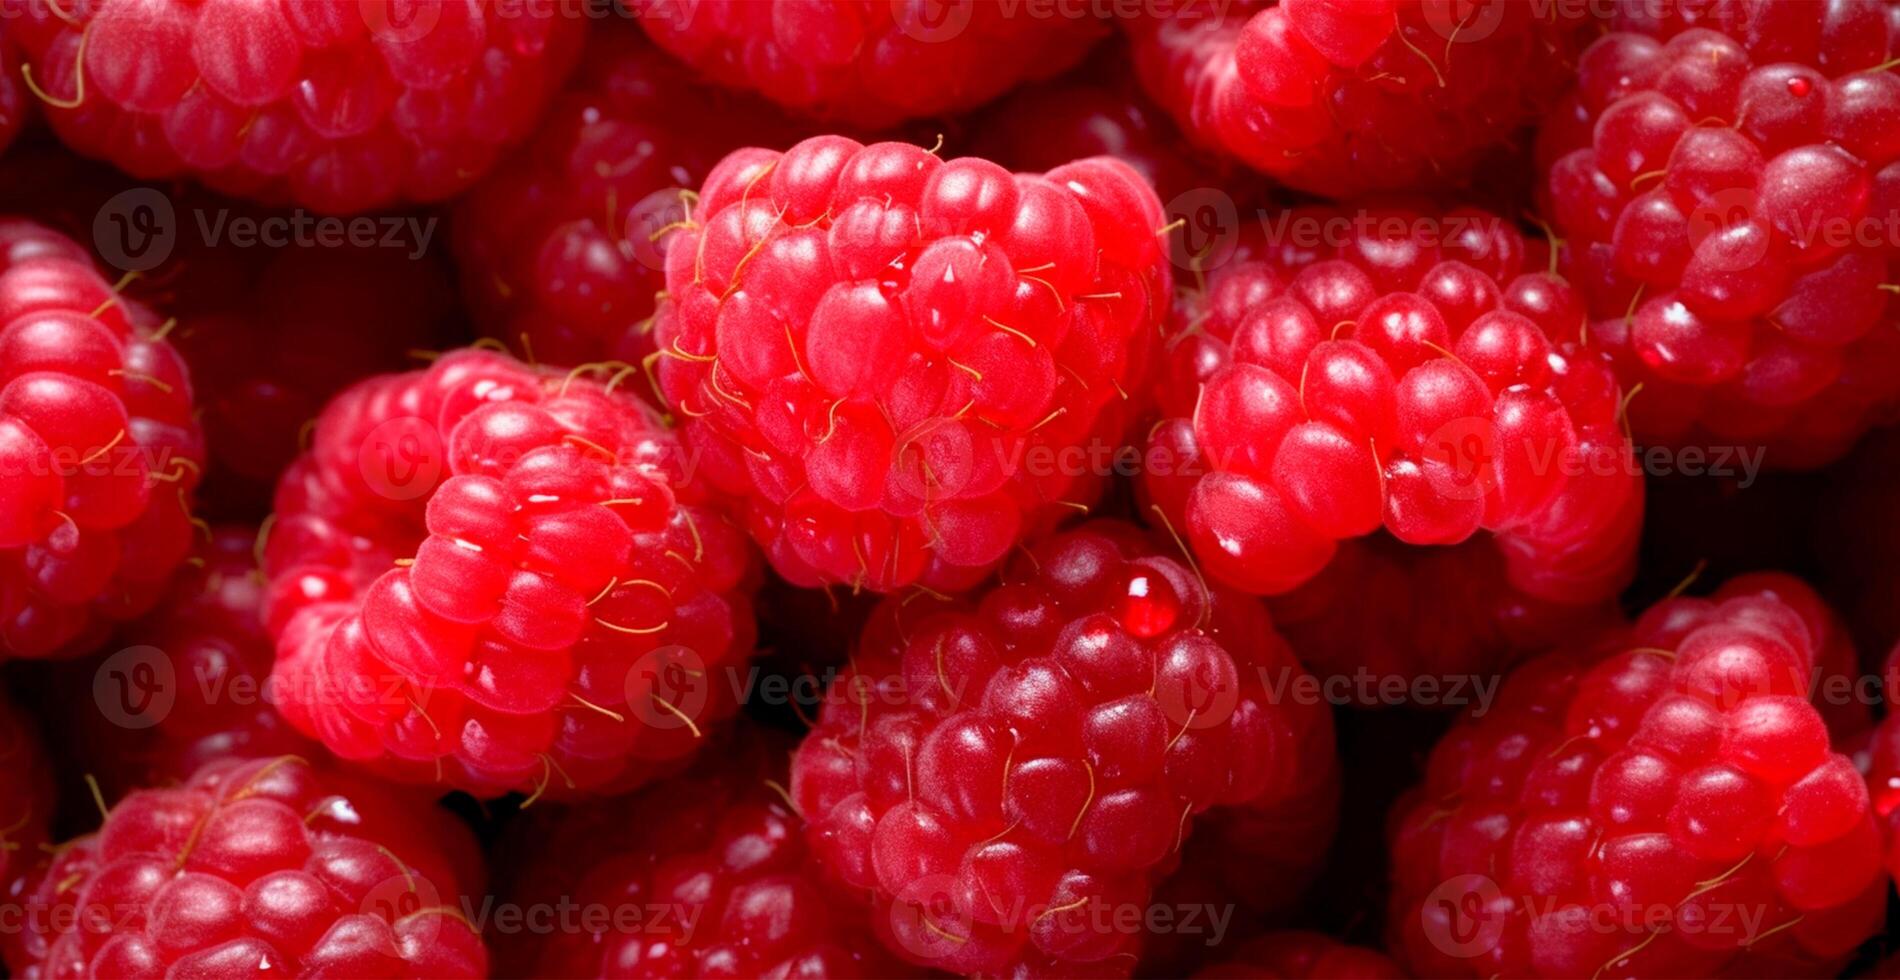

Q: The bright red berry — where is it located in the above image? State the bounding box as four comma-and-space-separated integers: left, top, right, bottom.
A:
9, 0, 586, 213
261, 348, 759, 798
1196, 930, 1402, 978
1, 218, 204, 658
626, 0, 1105, 127
790, 521, 1337, 976
1388, 574, 1885, 977
1, 755, 487, 978
0, 690, 55, 890
654, 137, 1171, 593
1125, 1, 1594, 197
1536, 0, 1900, 468
494, 727, 896, 978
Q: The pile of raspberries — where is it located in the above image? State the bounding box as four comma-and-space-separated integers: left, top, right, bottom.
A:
5, 1, 1900, 976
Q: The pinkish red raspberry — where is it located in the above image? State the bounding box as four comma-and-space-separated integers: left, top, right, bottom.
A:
654, 137, 1171, 593
9, 0, 585, 213
1389, 574, 1886, 977
0, 691, 55, 890
1197, 931, 1402, 978
261, 348, 759, 798
790, 521, 1337, 976
495, 727, 896, 978
627, 0, 1105, 127
2, 755, 487, 977
1536, 0, 1900, 468
1, 218, 204, 658
1126, 0, 1593, 197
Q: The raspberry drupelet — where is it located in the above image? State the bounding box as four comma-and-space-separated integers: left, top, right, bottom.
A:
1537, 0, 1900, 468
653, 138, 1172, 593
453, 26, 804, 370
0, 691, 55, 891
0, 218, 204, 658
1124, 1, 1595, 198
494, 727, 896, 979
1, 755, 487, 978
1196, 931, 1403, 978
1141, 205, 1642, 605
626, 0, 1106, 128
1388, 574, 1886, 978
790, 521, 1339, 976
261, 348, 759, 798
8, 0, 585, 214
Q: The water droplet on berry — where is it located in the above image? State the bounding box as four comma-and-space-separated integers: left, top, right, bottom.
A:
1117, 570, 1179, 638
1787, 76, 1811, 97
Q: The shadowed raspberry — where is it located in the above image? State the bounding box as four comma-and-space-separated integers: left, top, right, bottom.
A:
790, 521, 1338, 976
262, 348, 759, 798
1125, 0, 1594, 198
0, 36, 26, 155
653, 137, 1172, 593
1, 755, 487, 978
9, 0, 586, 214
1388, 574, 1886, 977
1536, 0, 1900, 468
1196, 930, 1402, 978
626, 0, 1106, 128
0, 691, 55, 893
0, 218, 204, 658
494, 727, 896, 978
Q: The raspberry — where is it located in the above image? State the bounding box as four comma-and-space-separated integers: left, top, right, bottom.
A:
261, 348, 759, 798
494, 727, 896, 978
452, 25, 803, 369
0, 690, 55, 890
1388, 574, 1886, 977
626, 0, 1105, 127
1140, 205, 1642, 605
9, 0, 585, 214
1536, 0, 1900, 468
1, 218, 204, 658
0, 36, 26, 155
789, 521, 1337, 975
1125, 1, 1593, 198
1, 755, 487, 978
1196, 931, 1402, 978
653, 137, 1171, 592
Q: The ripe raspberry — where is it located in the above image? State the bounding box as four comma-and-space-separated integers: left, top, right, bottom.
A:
1125, 1, 1593, 198
494, 726, 895, 978
1140, 205, 1642, 605
1, 218, 204, 658
452, 25, 802, 369
9, 0, 585, 214
626, 0, 1105, 127
789, 521, 1338, 975
1197, 931, 1402, 978
654, 138, 1171, 592
1388, 574, 1886, 977
1536, 0, 1900, 468
1, 755, 487, 977
0, 691, 55, 890
261, 348, 759, 798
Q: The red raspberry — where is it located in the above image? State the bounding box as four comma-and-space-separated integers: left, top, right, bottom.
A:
654, 138, 1171, 592
1, 218, 204, 658
2, 755, 487, 978
9, 0, 585, 214
789, 521, 1338, 975
1125, 1, 1593, 198
0, 36, 26, 155
1388, 574, 1886, 977
1536, 0, 1900, 468
452, 25, 802, 369
494, 727, 896, 978
1196, 931, 1402, 978
626, 0, 1105, 127
0, 691, 55, 890
1140, 205, 1642, 606
261, 348, 759, 798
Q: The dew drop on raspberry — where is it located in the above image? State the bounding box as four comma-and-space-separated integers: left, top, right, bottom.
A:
1115, 569, 1179, 639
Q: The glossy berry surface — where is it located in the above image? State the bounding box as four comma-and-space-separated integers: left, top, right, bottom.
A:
1142, 205, 1642, 604
2, 755, 486, 978
262, 349, 759, 798
1127, 0, 1593, 197
1388, 574, 1886, 977
495, 728, 894, 979
790, 522, 1336, 976
1537, 0, 1900, 467
10, 0, 586, 213
0, 218, 204, 658
654, 138, 1171, 592
626, 0, 1105, 127
453, 26, 802, 369
0, 691, 55, 890
1196, 931, 1402, 978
